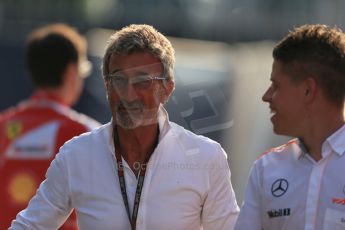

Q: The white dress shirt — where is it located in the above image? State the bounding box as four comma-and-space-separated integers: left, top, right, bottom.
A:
235, 124, 345, 230
10, 108, 239, 230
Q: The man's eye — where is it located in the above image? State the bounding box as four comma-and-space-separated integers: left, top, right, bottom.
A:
112, 77, 127, 85
132, 75, 150, 84
132, 76, 152, 89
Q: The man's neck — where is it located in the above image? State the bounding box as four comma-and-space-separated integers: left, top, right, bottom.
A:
300, 113, 344, 161
35, 88, 69, 106
114, 123, 159, 175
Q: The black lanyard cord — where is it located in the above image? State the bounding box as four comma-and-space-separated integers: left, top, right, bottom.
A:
113, 126, 150, 230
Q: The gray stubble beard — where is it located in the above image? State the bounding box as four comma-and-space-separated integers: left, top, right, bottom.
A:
113, 84, 166, 129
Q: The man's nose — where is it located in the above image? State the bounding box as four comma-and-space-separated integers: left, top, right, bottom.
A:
262, 87, 271, 102
121, 82, 138, 101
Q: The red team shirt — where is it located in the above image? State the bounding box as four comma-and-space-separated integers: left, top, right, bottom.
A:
0, 91, 100, 229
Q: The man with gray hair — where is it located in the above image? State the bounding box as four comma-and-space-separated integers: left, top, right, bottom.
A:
10, 24, 239, 230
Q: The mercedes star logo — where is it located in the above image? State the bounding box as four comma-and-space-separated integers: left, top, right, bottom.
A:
271, 178, 289, 197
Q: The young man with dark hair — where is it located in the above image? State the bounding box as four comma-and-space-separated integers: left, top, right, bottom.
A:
0, 23, 100, 229
235, 24, 345, 230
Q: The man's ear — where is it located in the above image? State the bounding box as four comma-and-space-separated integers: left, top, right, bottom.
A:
162, 80, 175, 104
63, 63, 78, 84
304, 77, 317, 103
59, 63, 81, 106
104, 78, 109, 90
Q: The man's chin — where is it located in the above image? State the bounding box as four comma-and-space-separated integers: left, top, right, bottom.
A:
116, 117, 159, 129
117, 123, 137, 129
114, 109, 159, 129
116, 115, 141, 129
118, 109, 142, 116
272, 124, 281, 133
272, 128, 281, 135
272, 126, 292, 137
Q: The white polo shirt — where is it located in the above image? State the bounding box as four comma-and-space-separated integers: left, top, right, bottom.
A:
10, 108, 239, 230
235, 124, 345, 230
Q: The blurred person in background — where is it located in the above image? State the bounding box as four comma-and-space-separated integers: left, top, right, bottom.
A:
10, 24, 239, 230
235, 24, 345, 229
0, 23, 100, 229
